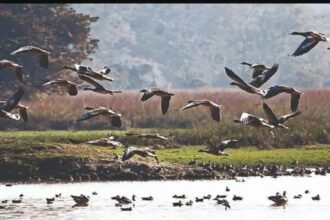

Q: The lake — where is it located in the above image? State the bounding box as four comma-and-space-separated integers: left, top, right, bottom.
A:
0, 174, 329, 220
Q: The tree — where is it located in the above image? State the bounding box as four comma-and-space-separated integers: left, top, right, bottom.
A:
0, 4, 99, 97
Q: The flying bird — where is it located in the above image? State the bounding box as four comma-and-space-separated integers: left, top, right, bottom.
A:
240, 62, 272, 78
208, 139, 240, 152
0, 59, 23, 81
76, 106, 122, 128
42, 79, 80, 96
139, 87, 175, 115
10, 45, 50, 68
0, 86, 24, 121
290, 31, 329, 56
122, 146, 159, 164
177, 99, 222, 122
125, 132, 169, 141
262, 102, 301, 129
0, 102, 29, 122
63, 64, 113, 82
225, 67, 302, 112
248, 63, 279, 88
233, 112, 275, 129
78, 74, 121, 95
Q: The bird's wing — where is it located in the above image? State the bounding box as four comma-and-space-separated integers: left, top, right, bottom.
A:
3, 86, 24, 112
109, 115, 122, 128
68, 84, 78, 96
249, 63, 279, 88
10, 46, 34, 55
251, 68, 265, 78
240, 112, 260, 124
278, 110, 301, 124
262, 102, 278, 125
39, 53, 49, 68
178, 100, 202, 111
292, 37, 319, 56
225, 67, 259, 94
76, 110, 102, 123
78, 74, 104, 89
161, 96, 172, 115
291, 93, 301, 112
210, 105, 220, 122
19, 108, 28, 122
122, 147, 134, 161
0, 109, 20, 120
15, 66, 23, 81
141, 90, 154, 101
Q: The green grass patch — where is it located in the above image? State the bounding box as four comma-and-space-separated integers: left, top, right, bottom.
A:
1, 130, 330, 166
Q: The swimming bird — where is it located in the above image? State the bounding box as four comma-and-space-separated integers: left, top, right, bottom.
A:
290, 31, 330, 56
76, 106, 122, 128
0, 87, 24, 121
173, 200, 183, 207
240, 62, 272, 78
46, 197, 55, 204
78, 74, 121, 95
262, 102, 301, 129
139, 87, 175, 115
177, 99, 222, 122
10, 45, 50, 68
248, 63, 279, 88
293, 194, 302, 199
0, 59, 23, 81
232, 195, 243, 201
141, 196, 153, 201
71, 194, 89, 206
173, 194, 186, 199
216, 199, 231, 210
122, 146, 159, 164
268, 191, 288, 207
225, 67, 302, 112
121, 207, 133, 211
312, 194, 320, 200
125, 132, 169, 141
42, 79, 80, 96
63, 64, 113, 82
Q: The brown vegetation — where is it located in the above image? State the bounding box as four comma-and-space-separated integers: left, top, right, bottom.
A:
1, 88, 330, 148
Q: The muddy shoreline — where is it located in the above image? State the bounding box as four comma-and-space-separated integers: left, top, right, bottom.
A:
0, 157, 328, 184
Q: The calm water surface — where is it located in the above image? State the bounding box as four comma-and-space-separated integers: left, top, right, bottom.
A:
1, 175, 329, 220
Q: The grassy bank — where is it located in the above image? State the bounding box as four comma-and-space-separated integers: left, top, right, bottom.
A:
1, 130, 330, 167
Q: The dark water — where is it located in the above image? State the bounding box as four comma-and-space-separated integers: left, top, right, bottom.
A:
0, 175, 329, 220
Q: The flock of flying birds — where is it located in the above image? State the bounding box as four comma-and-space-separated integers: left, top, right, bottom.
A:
0, 30, 329, 162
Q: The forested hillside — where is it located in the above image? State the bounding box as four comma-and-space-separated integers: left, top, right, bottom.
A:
73, 4, 330, 90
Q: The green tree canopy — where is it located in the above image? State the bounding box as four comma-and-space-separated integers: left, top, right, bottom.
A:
0, 4, 99, 97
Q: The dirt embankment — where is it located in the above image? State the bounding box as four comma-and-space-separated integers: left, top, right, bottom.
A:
0, 156, 327, 183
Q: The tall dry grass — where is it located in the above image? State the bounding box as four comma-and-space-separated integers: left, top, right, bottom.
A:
1, 88, 330, 147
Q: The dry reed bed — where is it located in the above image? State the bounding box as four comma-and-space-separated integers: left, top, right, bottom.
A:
1, 88, 330, 147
